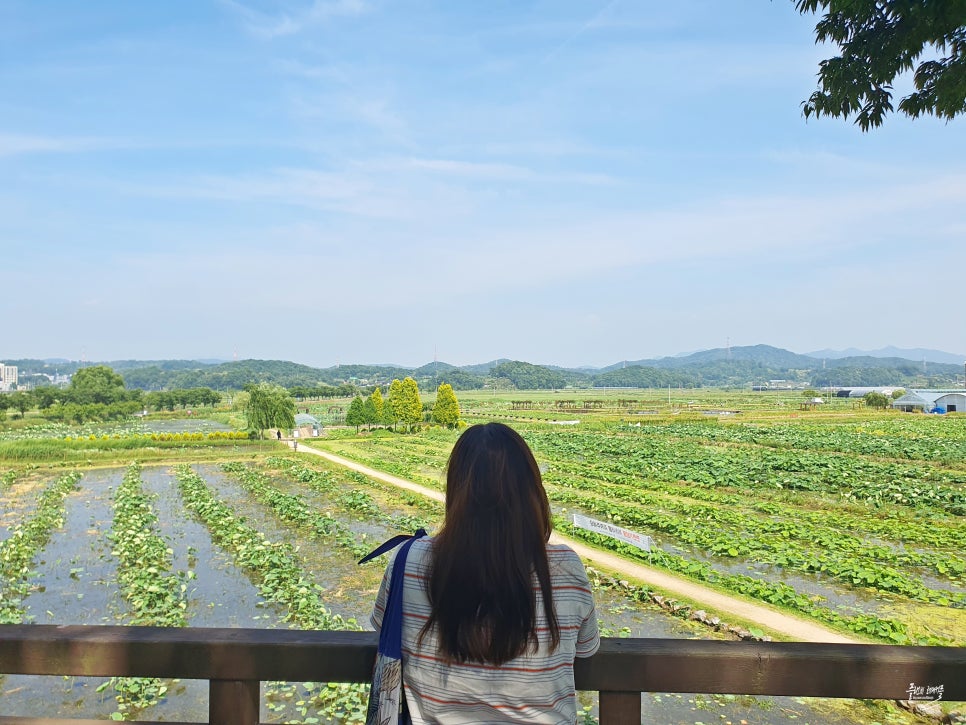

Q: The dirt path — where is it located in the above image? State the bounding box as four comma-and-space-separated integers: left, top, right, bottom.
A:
297, 443, 858, 644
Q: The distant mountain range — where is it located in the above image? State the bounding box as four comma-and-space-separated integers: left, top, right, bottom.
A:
5, 344, 964, 391
804, 347, 966, 365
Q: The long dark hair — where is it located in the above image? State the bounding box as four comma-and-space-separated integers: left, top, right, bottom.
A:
420, 422, 560, 664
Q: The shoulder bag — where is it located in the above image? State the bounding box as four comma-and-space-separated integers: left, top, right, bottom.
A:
359, 528, 427, 725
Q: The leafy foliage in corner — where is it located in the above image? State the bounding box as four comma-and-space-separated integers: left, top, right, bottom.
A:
797, 0, 966, 129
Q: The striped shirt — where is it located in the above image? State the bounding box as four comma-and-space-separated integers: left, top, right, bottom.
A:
371, 538, 599, 724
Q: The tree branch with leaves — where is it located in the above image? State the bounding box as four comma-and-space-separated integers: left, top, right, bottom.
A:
797, 0, 966, 129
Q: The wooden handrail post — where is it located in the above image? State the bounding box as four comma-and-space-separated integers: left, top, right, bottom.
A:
599, 690, 642, 724
209, 679, 259, 725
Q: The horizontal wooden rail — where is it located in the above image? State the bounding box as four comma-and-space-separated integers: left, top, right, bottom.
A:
1, 625, 963, 723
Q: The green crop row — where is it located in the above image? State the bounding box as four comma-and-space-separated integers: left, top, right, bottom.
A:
109, 463, 189, 627
222, 461, 374, 560
545, 446, 966, 556
62, 431, 248, 442
322, 429, 966, 569
315, 426, 966, 630
263, 457, 434, 535
528, 429, 966, 516
0, 471, 81, 624
312, 439, 446, 491
0, 436, 262, 463
550, 481, 963, 606
103, 462, 190, 719
174, 465, 368, 722
554, 517, 950, 646
546, 464, 965, 588
648, 418, 966, 464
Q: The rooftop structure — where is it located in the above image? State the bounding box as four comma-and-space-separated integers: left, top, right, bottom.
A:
892, 389, 966, 413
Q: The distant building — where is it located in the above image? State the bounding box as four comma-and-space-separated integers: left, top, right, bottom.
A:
294, 413, 323, 438
892, 389, 966, 413
0, 363, 18, 392
836, 387, 901, 398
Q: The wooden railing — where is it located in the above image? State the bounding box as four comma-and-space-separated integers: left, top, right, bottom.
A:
0, 625, 963, 724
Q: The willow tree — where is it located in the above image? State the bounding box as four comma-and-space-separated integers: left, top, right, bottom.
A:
244, 382, 296, 438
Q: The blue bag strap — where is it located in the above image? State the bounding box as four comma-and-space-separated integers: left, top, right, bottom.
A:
358, 528, 428, 565
376, 529, 427, 659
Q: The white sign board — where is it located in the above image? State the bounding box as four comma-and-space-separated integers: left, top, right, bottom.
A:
572, 514, 652, 552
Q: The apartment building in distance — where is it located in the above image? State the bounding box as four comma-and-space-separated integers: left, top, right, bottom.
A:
0, 363, 18, 392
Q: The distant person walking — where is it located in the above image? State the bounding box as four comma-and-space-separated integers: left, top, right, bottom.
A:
276, 429, 282, 442
371, 422, 598, 723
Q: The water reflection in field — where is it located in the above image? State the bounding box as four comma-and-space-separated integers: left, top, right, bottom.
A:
0, 474, 49, 544
0, 465, 905, 724
0, 469, 127, 719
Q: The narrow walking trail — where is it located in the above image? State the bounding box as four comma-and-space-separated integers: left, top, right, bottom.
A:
296, 443, 859, 644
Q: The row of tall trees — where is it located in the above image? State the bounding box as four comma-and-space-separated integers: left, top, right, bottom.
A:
0, 366, 141, 423
0, 365, 224, 423
345, 378, 461, 432
288, 384, 357, 400
346, 377, 419, 432
143, 388, 222, 411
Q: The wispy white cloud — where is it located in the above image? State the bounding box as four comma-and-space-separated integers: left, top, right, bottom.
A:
404, 157, 616, 185
119, 165, 474, 221
406, 171, 966, 296
0, 133, 129, 157
272, 58, 350, 82
289, 91, 412, 145
220, 0, 368, 39
542, 0, 622, 63
129, 167, 372, 212
480, 139, 622, 159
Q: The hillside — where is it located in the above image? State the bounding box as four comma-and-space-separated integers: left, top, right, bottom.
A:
807, 346, 966, 365
10, 345, 963, 392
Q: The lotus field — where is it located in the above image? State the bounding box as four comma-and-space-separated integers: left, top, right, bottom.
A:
321, 414, 966, 647
0, 407, 964, 723
0, 456, 440, 721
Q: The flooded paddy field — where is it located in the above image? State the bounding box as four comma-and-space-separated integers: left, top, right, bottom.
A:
0, 457, 952, 723
0, 473, 50, 545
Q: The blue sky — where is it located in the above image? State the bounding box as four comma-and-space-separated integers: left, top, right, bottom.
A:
2, 1, 964, 368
